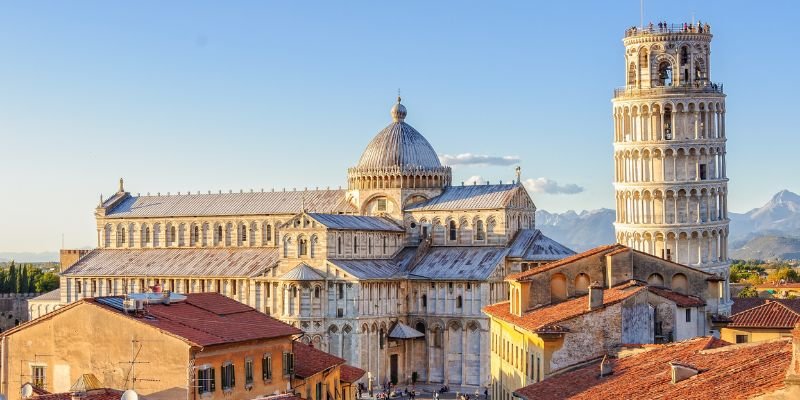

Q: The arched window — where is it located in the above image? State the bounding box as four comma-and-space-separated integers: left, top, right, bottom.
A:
671, 273, 688, 294
475, 220, 485, 240
574, 273, 590, 292
169, 226, 176, 243
310, 237, 316, 258
449, 220, 457, 241
379, 328, 386, 349
456, 295, 463, 309
415, 322, 426, 338
240, 225, 247, 242
314, 286, 321, 298
120, 227, 126, 245
192, 226, 199, 244
337, 236, 342, 255
664, 107, 673, 139
421, 294, 427, 308
217, 226, 223, 242
283, 237, 289, 258
266, 224, 272, 241
144, 227, 151, 243
657, 61, 673, 87
647, 273, 665, 286
298, 238, 308, 256
680, 46, 689, 64
550, 273, 568, 301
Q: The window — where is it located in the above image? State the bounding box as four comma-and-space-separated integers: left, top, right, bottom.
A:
449, 220, 457, 241
685, 308, 692, 322
169, 226, 176, 243
197, 366, 215, 394
262, 354, 273, 381
699, 164, 707, 180
353, 237, 358, 254
192, 226, 199, 244
337, 237, 342, 254
337, 308, 344, 318
456, 296, 463, 308
144, 227, 151, 243
379, 328, 385, 349
377, 198, 387, 212
106, 279, 112, 294
76, 281, 82, 294
338, 283, 344, 299
735, 334, 748, 344
383, 237, 387, 254
368, 237, 372, 255
32, 366, 46, 388
316, 382, 323, 400
241, 226, 247, 242
221, 362, 235, 390
217, 226, 223, 242
282, 352, 294, 376
421, 294, 427, 308
433, 327, 442, 348
120, 227, 126, 244
232, 280, 237, 296
475, 220, 485, 240
299, 238, 308, 256
266, 224, 272, 241
245, 358, 254, 385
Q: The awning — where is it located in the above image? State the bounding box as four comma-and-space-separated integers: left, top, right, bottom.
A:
388, 322, 424, 339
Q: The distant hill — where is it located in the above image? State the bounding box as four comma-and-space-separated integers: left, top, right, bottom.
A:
537, 190, 800, 259
536, 208, 616, 252
0, 252, 59, 263
730, 235, 800, 261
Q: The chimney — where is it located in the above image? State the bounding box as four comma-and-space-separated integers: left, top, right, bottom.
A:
670, 363, 698, 384
589, 281, 604, 310
786, 323, 800, 389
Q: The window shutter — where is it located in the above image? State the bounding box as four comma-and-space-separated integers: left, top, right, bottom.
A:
231, 364, 235, 387
210, 367, 216, 391
262, 356, 268, 380
197, 370, 203, 394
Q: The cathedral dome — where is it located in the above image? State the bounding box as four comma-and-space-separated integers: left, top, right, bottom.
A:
356, 98, 442, 170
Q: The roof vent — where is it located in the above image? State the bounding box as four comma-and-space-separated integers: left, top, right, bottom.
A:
670, 362, 698, 384
599, 354, 612, 377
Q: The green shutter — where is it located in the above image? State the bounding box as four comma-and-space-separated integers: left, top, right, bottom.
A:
231, 364, 236, 387
210, 367, 216, 391
197, 370, 203, 394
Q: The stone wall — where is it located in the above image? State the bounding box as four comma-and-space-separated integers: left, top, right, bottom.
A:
0, 293, 38, 332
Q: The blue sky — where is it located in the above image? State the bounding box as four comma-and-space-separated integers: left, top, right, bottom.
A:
0, 1, 797, 252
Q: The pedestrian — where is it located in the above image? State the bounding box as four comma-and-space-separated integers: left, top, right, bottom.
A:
484, 388, 488, 400
434, 391, 439, 400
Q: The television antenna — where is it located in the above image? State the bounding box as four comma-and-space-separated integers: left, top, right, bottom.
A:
119, 339, 159, 390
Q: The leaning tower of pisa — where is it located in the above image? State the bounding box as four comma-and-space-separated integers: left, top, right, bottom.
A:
612, 22, 731, 311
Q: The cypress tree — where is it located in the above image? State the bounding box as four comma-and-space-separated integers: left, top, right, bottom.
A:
8, 262, 17, 293
19, 264, 29, 293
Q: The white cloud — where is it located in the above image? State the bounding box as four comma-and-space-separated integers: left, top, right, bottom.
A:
439, 153, 520, 166
523, 177, 584, 195
464, 175, 484, 185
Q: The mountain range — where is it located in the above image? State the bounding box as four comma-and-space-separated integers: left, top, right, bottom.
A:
536, 190, 800, 260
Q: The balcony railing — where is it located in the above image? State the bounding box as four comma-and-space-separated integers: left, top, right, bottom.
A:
613, 82, 723, 99
625, 23, 711, 38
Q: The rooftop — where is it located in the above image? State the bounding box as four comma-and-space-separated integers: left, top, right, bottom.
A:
728, 300, 800, 329
306, 213, 403, 232
340, 365, 367, 383
515, 337, 792, 400
507, 229, 576, 261
731, 297, 800, 315
29, 388, 125, 400
405, 183, 523, 211
103, 188, 354, 218
88, 292, 302, 347
60, 247, 279, 278
293, 341, 345, 378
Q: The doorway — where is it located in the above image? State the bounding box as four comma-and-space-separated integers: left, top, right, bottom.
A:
390, 354, 399, 384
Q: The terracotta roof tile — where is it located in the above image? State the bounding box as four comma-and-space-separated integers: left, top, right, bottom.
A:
340, 365, 367, 383
293, 342, 345, 378
32, 388, 124, 400
516, 337, 792, 400
88, 293, 302, 347
483, 282, 645, 333
646, 286, 706, 308
506, 244, 623, 281
731, 298, 800, 315
728, 300, 800, 329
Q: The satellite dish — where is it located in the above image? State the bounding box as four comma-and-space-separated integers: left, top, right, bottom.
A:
120, 389, 139, 400
20, 383, 33, 398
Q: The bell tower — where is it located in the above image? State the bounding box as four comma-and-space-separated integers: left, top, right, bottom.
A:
611, 22, 731, 312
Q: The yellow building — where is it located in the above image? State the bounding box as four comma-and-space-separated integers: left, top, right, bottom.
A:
1, 292, 302, 400
721, 300, 800, 344
484, 244, 725, 400
757, 283, 800, 298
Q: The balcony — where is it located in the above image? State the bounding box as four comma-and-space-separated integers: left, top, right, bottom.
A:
624, 23, 711, 38
613, 82, 723, 99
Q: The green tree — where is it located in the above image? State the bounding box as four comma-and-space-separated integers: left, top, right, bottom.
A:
18, 264, 29, 293
34, 272, 59, 293
8, 262, 17, 293
738, 286, 759, 298
767, 267, 799, 283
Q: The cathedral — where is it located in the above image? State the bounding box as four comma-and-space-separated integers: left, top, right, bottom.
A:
57, 98, 575, 388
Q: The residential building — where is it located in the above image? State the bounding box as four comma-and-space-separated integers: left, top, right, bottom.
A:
1, 292, 302, 400
612, 21, 732, 313
721, 299, 800, 344
513, 325, 800, 400
57, 98, 575, 387
292, 342, 345, 400
484, 244, 726, 400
